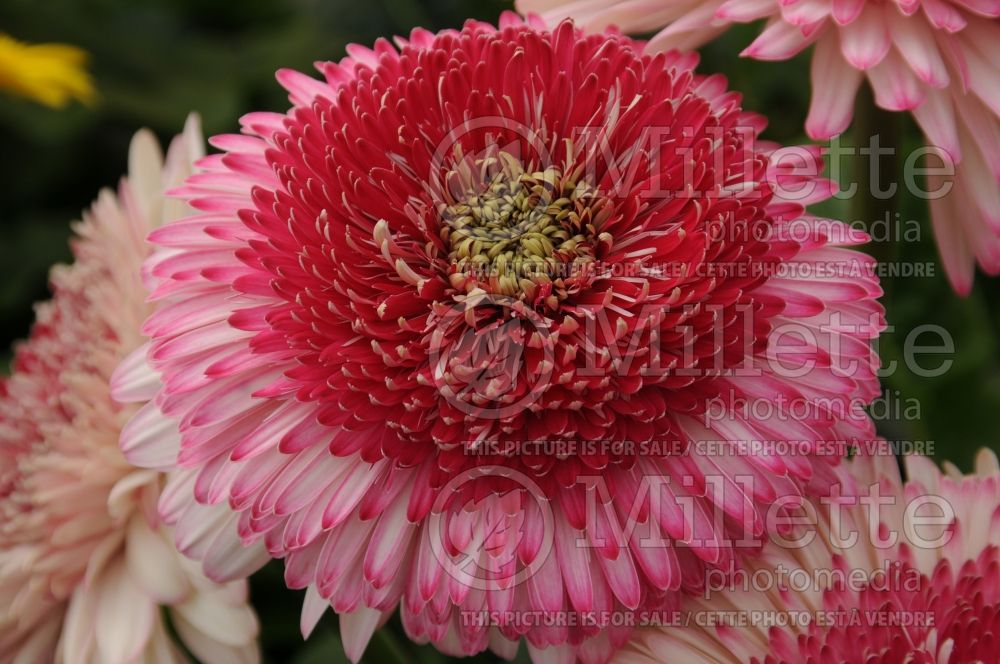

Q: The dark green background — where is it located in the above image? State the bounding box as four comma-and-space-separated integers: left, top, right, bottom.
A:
1, 1, 997, 662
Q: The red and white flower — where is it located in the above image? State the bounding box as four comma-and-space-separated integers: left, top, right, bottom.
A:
114, 15, 884, 663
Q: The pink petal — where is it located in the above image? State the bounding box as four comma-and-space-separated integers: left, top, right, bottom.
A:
912, 89, 961, 161
742, 17, 821, 60
554, 515, 594, 613
838, 3, 891, 69
890, 15, 950, 87
716, 0, 774, 22
120, 401, 181, 470
832, 0, 865, 24
339, 606, 385, 663
300, 586, 328, 639
110, 344, 160, 403
922, 0, 968, 31
94, 564, 157, 663
928, 173, 975, 294
867, 49, 926, 110
807, 35, 864, 138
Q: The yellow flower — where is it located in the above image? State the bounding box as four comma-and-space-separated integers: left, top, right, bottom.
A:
0, 33, 95, 107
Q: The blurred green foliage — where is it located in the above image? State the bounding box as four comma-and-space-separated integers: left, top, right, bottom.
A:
1, 2, 998, 662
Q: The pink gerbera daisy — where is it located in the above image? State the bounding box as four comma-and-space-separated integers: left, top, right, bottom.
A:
0, 118, 259, 664
113, 14, 884, 663
519, 0, 1000, 294
619, 448, 1000, 664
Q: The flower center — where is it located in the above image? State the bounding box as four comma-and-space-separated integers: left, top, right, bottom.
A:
440, 154, 610, 305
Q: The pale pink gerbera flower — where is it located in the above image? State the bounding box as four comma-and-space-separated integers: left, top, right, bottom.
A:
0, 117, 259, 664
519, 0, 1000, 294
113, 14, 883, 663
619, 447, 1000, 664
